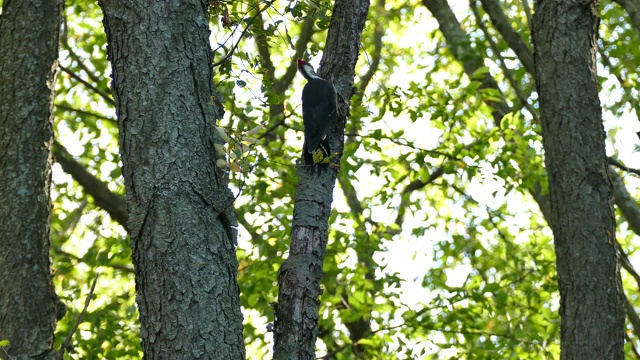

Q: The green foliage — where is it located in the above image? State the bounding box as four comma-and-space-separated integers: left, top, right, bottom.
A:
51, 0, 139, 357
46, 0, 640, 358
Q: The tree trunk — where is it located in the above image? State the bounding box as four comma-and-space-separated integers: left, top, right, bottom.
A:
533, 1, 624, 359
98, 1, 245, 358
0, 1, 63, 359
272, 0, 370, 358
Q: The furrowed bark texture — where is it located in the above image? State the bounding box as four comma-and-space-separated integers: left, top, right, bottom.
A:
272, 0, 370, 358
533, 1, 624, 358
0, 1, 63, 359
99, 1, 245, 358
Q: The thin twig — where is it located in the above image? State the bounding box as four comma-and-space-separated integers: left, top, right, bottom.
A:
60, 34, 104, 86
357, 0, 385, 92
317, 343, 350, 359
624, 293, 640, 343
626, 332, 640, 359
212, 0, 275, 67
59, 273, 100, 356
55, 103, 116, 123
51, 246, 134, 274
617, 240, 640, 291
520, 0, 533, 30
59, 65, 115, 106
471, 1, 538, 120
0, 347, 14, 360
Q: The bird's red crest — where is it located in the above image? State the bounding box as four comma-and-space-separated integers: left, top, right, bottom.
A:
297, 59, 308, 68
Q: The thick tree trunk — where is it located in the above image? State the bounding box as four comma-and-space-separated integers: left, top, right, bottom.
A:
272, 0, 369, 358
0, 1, 63, 359
99, 1, 245, 358
533, 1, 624, 359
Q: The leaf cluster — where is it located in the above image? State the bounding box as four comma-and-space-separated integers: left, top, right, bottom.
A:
47, 0, 640, 358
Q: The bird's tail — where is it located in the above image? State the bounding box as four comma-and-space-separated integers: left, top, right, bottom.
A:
303, 138, 330, 174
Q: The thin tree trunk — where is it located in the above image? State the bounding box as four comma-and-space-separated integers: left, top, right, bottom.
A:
532, 1, 624, 358
0, 1, 63, 359
99, 1, 245, 358
272, 0, 370, 357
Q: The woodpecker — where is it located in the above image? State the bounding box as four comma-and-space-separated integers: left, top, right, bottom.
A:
297, 59, 338, 166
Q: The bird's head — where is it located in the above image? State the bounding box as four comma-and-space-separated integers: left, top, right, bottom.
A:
297, 59, 321, 81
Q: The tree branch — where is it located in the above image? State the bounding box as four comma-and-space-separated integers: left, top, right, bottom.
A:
335, 173, 374, 354
252, 9, 314, 143
52, 246, 134, 273
55, 103, 116, 123
59, 64, 115, 106
470, 1, 537, 119
624, 294, 640, 342
423, 0, 511, 124
612, 0, 640, 32
395, 167, 444, 227
59, 273, 100, 356
626, 331, 640, 359
609, 157, 640, 177
609, 166, 640, 235
252, 9, 277, 78
422, 0, 552, 225
478, 0, 535, 74
53, 141, 128, 230
271, 18, 315, 94
236, 210, 262, 244
60, 33, 105, 86
357, 0, 385, 92
520, 0, 533, 35
212, 0, 275, 67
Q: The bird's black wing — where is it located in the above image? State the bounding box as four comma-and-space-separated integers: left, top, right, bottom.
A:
301, 79, 337, 153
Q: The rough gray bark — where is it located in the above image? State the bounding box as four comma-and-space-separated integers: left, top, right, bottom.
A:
533, 1, 624, 359
98, 1, 245, 358
0, 1, 63, 359
272, 0, 370, 357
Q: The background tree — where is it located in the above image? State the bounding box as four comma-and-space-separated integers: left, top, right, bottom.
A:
2, 0, 640, 358
533, 0, 624, 358
0, 1, 64, 358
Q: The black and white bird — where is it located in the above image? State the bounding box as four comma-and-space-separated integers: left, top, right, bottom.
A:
297, 59, 338, 166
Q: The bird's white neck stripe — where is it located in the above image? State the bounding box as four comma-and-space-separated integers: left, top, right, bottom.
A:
301, 65, 322, 80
